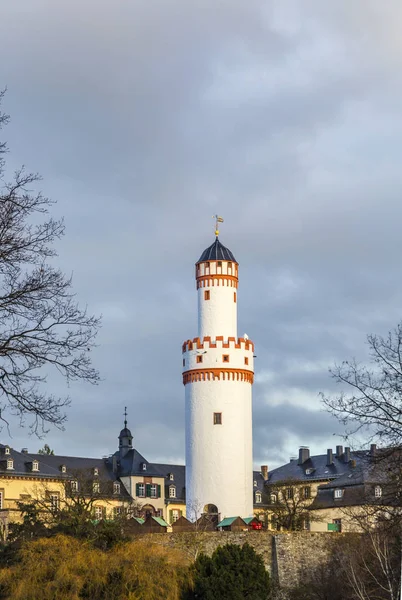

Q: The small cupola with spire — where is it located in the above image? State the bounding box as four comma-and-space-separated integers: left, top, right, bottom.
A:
118, 407, 133, 458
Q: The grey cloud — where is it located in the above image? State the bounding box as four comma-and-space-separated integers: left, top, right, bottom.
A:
1, 1, 402, 470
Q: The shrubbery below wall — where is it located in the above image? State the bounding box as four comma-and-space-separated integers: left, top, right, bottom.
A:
0, 535, 192, 600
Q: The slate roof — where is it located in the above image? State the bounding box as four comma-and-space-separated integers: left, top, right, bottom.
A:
153, 463, 185, 502
0, 444, 130, 498
117, 449, 165, 478
311, 450, 400, 510
198, 238, 237, 263
266, 451, 366, 485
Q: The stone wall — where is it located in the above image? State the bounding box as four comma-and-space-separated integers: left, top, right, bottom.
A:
139, 531, 345, 589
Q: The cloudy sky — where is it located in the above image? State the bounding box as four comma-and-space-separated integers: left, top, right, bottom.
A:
1, 1, 402, 469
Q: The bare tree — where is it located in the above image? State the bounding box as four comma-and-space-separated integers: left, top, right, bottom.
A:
0, 92, 100, 433
262, 478, 320, 531
322, 323, 402, 448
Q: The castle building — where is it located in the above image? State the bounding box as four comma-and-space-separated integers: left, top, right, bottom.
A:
182, 224, 255, 520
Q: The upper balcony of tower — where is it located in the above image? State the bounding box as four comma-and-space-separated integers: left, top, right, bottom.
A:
197, 238, 237, 264
195, 238, 239, 285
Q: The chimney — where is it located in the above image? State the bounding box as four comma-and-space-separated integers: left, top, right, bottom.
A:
326, 449, 333, 466
344, 447, 351, 463
21, 448, 28, 454
298, 447, 310, 465
370, 444, 377, 456
261, 465, 268, 480
336, 445, 343, 458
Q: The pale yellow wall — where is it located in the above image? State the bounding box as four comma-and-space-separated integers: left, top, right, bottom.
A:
125, 475, 166, 515
0, 475, 130, 525
254, 480, 332, 531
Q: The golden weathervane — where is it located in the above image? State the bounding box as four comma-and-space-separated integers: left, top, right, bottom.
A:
213, 214, 224, 237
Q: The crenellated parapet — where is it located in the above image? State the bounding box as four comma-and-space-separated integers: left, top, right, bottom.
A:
182, 336, 254, 354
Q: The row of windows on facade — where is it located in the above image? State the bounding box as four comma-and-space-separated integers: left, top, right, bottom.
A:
183, 355, 249, 366
253, 484, 384, 504
252, 486, 313, 504
135, 483, 162, 499
3, 459, 106, 478
68, 480, 121, 495
203, 290, 236, 302
334, 485, 382, 499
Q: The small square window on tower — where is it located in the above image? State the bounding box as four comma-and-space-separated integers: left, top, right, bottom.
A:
196, 355, 203, 364
213, 412, 222, 425
222, 354, 230, 363
244, 357, 249, 366
204, 290, 210, 300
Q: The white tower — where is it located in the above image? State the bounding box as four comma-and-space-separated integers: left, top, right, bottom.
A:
183, 220, 254, 521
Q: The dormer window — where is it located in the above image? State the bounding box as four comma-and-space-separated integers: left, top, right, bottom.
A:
113, 482, 121, 495
169, 485, 176, 498
61, 465, 66, 474
255, 492, 262, 504
93, 481, 100, 494
334, 489, 344, 499
270, 493, 277, 503
253, 480, 257, 487
142, 463, 147, 471
169, 473, 174, 481
305, 468, 313, 475
32, 461, 39, 472
6, 459, 13, 470
5, 447, 10, 455
94, 468, 99, 476
374, 485, 382, 498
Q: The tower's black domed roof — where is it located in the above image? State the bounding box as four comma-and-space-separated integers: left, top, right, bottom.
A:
197, 238, 237, 263
119, 427, 132, 438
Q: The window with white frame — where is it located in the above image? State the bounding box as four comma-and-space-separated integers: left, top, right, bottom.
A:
172, 509, 180, 522
142, 463, 147, 471
6, 459, 13, 470
94, 468, 99, 476
61, 465, 66, 473
270, 493, 277, 504
286, 487, 294, 500
50, 494, 59, 511
169, 485, 176, 498
169, 473, 174, 481
4, 447, 10, 455
253, 480, 257, 487
94, 506, 103, 520
374, 485, 382, 498
113, 482, 121, 495
138, 483, 145, 497
150, 484, 158, 498
255, 492, 262, 504
113, 506, 122, 517
32, 461, 39, 472
334, 489, 344, 499
303, 486, 311, 499
93, 481, 100, 494
70, 480, 78, 492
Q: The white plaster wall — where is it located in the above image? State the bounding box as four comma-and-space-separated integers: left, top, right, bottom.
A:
183, 343, 254, 372
185, 379, 253, 519
198, 284, 237, 339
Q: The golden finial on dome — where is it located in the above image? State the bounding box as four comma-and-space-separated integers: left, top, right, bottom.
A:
212, 214, 224, 237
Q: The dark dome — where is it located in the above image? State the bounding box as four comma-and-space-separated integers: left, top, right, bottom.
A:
197, 238, 237, 263
119, 427, 132, 438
